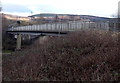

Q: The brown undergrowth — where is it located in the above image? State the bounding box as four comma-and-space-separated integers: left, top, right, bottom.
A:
2, 29, 120, 81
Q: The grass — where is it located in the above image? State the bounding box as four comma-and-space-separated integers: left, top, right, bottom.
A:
2, 29, 120, 81
2, 50, 12, 53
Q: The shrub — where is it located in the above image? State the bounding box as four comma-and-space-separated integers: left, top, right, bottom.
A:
2, 29, 120, 81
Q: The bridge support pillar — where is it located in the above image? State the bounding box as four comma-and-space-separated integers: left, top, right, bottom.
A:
39, 36, 48, 44
16, 34, 22, 50
27, 35, 31, 40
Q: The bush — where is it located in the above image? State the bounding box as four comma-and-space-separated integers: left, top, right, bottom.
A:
2, 29, 120, 81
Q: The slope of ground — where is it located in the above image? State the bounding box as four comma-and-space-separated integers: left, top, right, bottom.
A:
3, 29, 120, 81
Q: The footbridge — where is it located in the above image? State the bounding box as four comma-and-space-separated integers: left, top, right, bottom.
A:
7, 20, 110, 50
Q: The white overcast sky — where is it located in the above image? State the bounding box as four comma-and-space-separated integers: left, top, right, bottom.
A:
1, 0, 120, 17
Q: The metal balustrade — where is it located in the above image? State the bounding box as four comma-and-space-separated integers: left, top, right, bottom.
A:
7, 21, 118, 33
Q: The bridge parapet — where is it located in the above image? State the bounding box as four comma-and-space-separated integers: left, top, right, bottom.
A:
7, 21, 110, 33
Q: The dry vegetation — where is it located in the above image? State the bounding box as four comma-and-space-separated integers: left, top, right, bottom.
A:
2, 29, 120, 81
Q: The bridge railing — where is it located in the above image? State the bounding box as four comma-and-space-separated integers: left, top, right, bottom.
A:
8, 21, 115, 32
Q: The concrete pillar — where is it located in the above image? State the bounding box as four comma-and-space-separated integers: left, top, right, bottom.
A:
25, 34, 30, 40
28, 35, 31, 40
16, 34, 22, 50
39, 36, 48, 44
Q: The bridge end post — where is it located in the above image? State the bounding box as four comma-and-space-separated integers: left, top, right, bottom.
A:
16, 34, 22, 50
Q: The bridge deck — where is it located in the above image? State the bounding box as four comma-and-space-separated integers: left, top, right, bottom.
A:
7, 30, 68, 35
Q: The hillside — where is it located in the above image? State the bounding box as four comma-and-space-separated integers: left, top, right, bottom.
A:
3, 30, 120, 81
30, 13, 110, 22
79, 15, 110, 22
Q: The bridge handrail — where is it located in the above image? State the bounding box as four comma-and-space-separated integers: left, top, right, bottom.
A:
7, 21, 111, 32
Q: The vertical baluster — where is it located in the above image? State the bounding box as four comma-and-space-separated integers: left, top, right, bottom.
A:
71, 22, 73, 31
61, 23, 63, 31
29, 25, 32, 31
47, 24, 49, 31
23, 26, 24, 31
72, 22, 74, 31
31, 25, 32, 31
21, 27, 22, 31
16, 27, 17, 31
76, 21, 78, 31
77, 22, 79, 30
50, 23, 51, 31
84, 21, 85, 29
104, 22, 106, 30
36, 25, 38, 31
24, 26, 27, 31
55, 23, 57, 31
67, 23, 69, 31
64, 23, 66, 31
27, 26, 29, 31
81, 22, 83, 29
46, 24, 47, 31
24, 26, 25, 31
38, 25, 40, 31
89, 21, 91, 28
23, 26, 26, 31
74, 22, 76, 31
60, 23, 62, 32
79, 22, 81, 29
28, 26, 29, 31
59, 23, 61, 32
25, 26, 26, 31
100, 22, 103, 29
45, 24, 47, 31
44, 24, 46, 31
62, 23, 64, 31
41, 24, 42, 31
40, 24, 41, 31
52, 24, 54, 31
26, 26, 27, 31
56, 23, 58, 31
39, 25, 40, 31
34, 25, 35, 31
28, 26, 30, 31
32, 25, 34, 31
